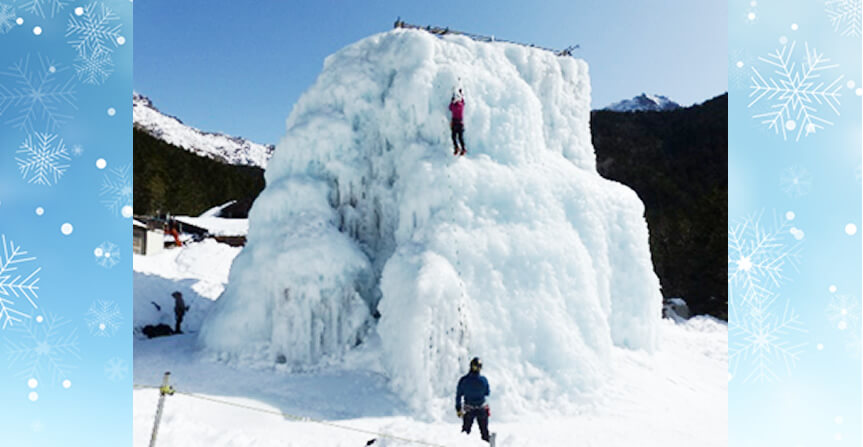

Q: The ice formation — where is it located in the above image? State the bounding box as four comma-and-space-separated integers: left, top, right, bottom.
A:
199, 29, 661, 416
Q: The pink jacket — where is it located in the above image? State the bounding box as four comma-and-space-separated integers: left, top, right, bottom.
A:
449, 98, 465, 120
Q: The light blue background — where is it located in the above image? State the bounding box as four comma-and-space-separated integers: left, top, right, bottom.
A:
729, 1, 862, 446
0, 1, 132, 445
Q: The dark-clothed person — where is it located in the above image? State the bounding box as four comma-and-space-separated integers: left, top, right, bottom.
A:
455, 357, 490, 442
171, 291, 188, 333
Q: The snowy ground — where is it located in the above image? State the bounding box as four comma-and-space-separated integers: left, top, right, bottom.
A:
134, 240, 727, 447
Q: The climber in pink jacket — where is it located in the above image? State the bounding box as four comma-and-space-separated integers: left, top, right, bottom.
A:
449, 89, 466, 156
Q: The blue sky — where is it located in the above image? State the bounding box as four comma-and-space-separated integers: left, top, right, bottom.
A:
134, 0, 727, 144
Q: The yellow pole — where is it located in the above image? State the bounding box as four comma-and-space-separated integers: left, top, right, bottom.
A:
148, 372, 174, 447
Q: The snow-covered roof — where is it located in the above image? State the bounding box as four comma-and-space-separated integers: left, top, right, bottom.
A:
199, 200, 237, 218
174, 216, 248, 237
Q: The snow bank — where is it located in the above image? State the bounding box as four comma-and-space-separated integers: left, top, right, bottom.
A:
134, 240, 242, 333
134, 239, 240, 298
200, 29, 661, 416
133, 273, 213, 334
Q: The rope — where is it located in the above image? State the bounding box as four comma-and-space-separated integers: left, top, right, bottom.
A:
447, 155, 470, 367
134, 384, 448, 447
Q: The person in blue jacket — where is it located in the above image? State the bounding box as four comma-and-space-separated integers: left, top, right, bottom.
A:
455, 357, 490, 442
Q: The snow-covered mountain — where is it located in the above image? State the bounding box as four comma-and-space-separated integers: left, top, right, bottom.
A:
133, 92, 274, 168
603, 93, 681, 112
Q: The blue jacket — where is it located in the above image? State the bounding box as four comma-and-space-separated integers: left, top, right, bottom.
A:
455, 372, 490, 410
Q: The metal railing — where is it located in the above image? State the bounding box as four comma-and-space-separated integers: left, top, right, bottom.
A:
393, 18, 579, 57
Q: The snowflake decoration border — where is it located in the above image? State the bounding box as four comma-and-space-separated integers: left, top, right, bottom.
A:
0, 234, 40, 330
730, 286, 806, 383
749, 41, 843, 141
99, 163, 131, 217
73, 48, 113, 85
779, 166, 812, 198
826, 0, 862, 37
104, 356, 127, 382
0, 54, 77, 133
728, 211, 801, 293
825, 293, 862, 358
826, 293, 861, 329
19, 0, 68, 19
728, 211, 806, 383
66, 2, 121, 58
84, 299, 121, 337
16, 131, 71, 186
4, 312, 80, 383
729, 49, 750, 90
94, 241, 119, 269
0, 3, 16, 34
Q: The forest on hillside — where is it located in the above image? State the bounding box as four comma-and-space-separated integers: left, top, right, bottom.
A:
591, 94, 728, 319
133, 127, 265, 217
